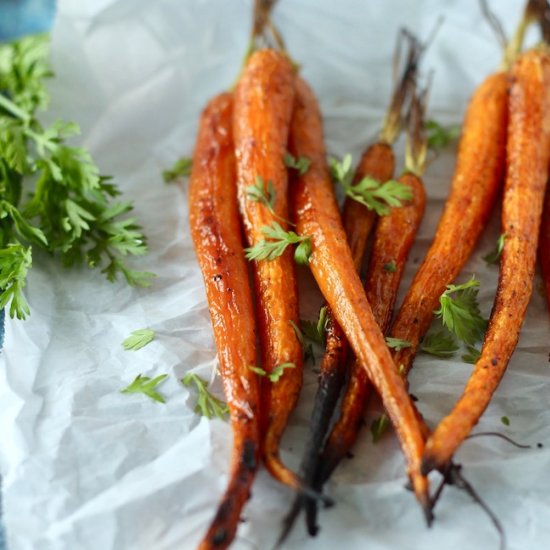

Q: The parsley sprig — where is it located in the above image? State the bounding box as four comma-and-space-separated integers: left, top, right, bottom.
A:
370, 415, 391, 443
245, 221, 312, 265
330, 154, 412, 216
284, 153, 311, 175
301, 306, 329, 345
122, 328, 155, 351
246, 176, 277, 213
421, 329, 459, 358
483, 233, 506, 266
385, 337, 412, 351
462, 345, 481, 364
0, 34, 153, 319
248, 362, 296, 383
434, 278, 487, 346
121, 374, 168, 403
163, 157, 192, 183
182, 373, 229, 419
425, 119, 460, 152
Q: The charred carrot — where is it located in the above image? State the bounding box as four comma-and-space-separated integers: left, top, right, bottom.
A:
388, 70, 509, 376
233, 49, 306, 492
288, 75, 432, 520
295, 86, 429, 538
189, 93, 261, 550
320, 106, 428, 489
278, 34, 423, 541
422, 47, 550, 474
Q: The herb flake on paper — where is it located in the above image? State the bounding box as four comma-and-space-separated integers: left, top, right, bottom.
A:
121, 373, 168, 403
122, 328, 155, 351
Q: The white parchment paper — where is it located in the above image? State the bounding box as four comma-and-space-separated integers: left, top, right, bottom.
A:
2, 1, 550, 549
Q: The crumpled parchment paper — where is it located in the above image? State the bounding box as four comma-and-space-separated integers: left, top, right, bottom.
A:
2, 1, 550, 549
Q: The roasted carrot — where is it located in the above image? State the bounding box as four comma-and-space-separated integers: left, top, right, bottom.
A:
233, 49, 306, 492
278, 34, 423, 541
295, 86, 428, 538
388, 70, 509, 376
288, 75, 432, 520
422, 47, 550, 474
189, 93, 261, 550
319, 100, 428, 490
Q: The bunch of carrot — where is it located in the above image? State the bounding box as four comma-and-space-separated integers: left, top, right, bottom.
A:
187, 0, 550, 548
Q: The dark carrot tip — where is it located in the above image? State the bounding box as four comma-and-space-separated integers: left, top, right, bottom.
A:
420, 454, 438, 476
298, 484, 333, 506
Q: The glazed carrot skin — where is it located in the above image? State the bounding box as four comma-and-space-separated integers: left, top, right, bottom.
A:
423, 48, 550, 474
389, 72, 509, 376
289, 76, 430, 515
189, 93, 261, 550
314, 144, 396, 429
233, 49, 304, 489
294, 145, 396, 495
321, 171, 426, 480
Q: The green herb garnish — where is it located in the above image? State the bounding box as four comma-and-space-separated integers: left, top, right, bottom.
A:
421, 329, 459, 358
248, 362, 296, 383
371, 414, 391, 443
383, 260, 397, 273
162, 157, 192, 183
245, 221, 311, 265
462, 345, 481, 365
301, 306, 329, 345
426, 119, 460, 152
284, 153, 311, 175
483, 233, 506, 266
122, 328, 155, 351
121, 373, 168, 403
385, 337, 412, 351
434, 278, 487, 345
330, 154, 412, 216
182, 373, 229, 419
0, 34, 153, 319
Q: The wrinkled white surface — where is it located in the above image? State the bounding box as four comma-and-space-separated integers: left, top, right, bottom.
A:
2, 0, 550, 549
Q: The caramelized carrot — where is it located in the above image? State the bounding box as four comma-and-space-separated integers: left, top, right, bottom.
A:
189, 93, 260, 550
233, 49, 305, 491
300, 87, 429, 536
278, 36, 423, 539
321, 170, 426, 480
422, 47, 550, 473
288, 75, 431, 519
389, 71, 509, 377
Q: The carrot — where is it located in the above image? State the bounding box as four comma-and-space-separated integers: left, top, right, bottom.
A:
189, 93, 261, 550
233, 49, 306, 492
388, 70, 509, 377
288, 75, 432, 520
321, 168, 426, 478
422, 47, 550, 474
295, 86, 428, 538
276, 35, 423, 539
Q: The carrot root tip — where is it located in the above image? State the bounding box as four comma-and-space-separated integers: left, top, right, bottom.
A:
420, 455, 438, 476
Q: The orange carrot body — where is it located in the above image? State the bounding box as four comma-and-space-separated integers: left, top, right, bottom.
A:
189, 93, 260, 550
322, 171, 426, 478
289, 76, 430, 515
389, 72, 509, 375
423, 48, 550, 473
233, 49, 304, 489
